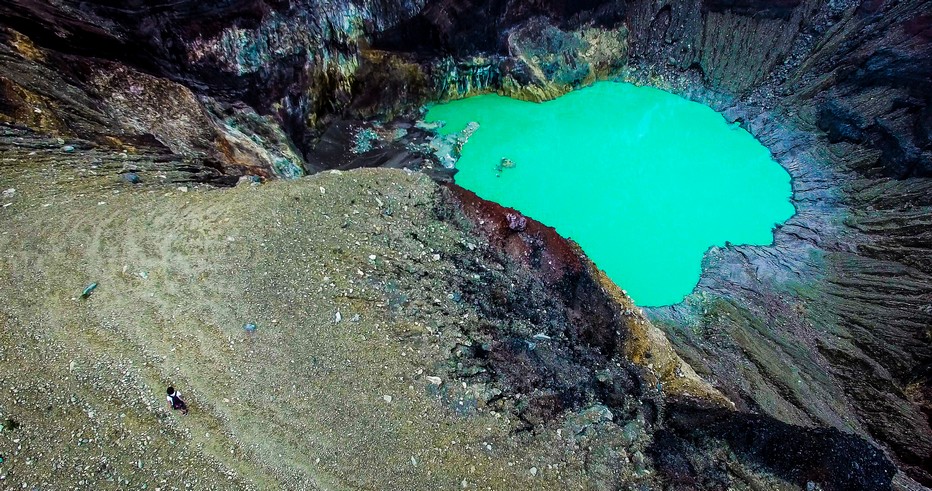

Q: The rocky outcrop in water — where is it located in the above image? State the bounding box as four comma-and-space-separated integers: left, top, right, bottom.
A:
1, 0, 930, 487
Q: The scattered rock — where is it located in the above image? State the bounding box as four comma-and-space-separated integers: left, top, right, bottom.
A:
236, 175, 261, 186
505, 213, 527, 232
621, 420, 642, 444
565, 404, 614, 437
2, 418, 20, 432
632, 451, 648, 475
496, 157, 517, 176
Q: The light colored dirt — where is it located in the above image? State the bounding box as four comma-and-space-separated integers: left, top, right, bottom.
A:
0, 160, 618, 490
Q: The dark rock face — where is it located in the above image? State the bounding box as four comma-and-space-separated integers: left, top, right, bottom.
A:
1, 0, 931, 487
373, 0, 627, 55
440, 183, 897, 490
0, 0, 426, 181
703, 0, 802, 19
657, 400, 897, 491
439, 184, 651, 433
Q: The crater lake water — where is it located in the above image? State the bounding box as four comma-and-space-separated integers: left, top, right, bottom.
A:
425, 81, 795, 307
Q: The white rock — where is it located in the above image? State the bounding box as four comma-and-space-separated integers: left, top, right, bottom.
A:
530, 467, 538, 476
382, 395, 392, 403
425, 376, 442, 385
334, 311, 342, 323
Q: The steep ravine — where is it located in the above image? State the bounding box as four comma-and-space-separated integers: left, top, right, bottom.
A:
0, 0, 930, 488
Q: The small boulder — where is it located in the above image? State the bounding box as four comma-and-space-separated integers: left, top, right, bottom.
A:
505, 212, 527, 232
236, 175, 261, 186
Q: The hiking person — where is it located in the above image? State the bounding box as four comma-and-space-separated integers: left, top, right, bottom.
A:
166, 386, 188, 415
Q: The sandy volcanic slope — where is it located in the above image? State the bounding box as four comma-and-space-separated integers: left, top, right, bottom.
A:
0, 164, 616, 490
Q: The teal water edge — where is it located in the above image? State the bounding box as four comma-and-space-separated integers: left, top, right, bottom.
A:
425, 81, 795, 307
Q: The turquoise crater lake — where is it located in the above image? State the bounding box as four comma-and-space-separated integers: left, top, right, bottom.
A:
425, 81, 795, 307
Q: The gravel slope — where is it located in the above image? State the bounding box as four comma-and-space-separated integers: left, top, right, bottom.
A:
0, 163, 655, 490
